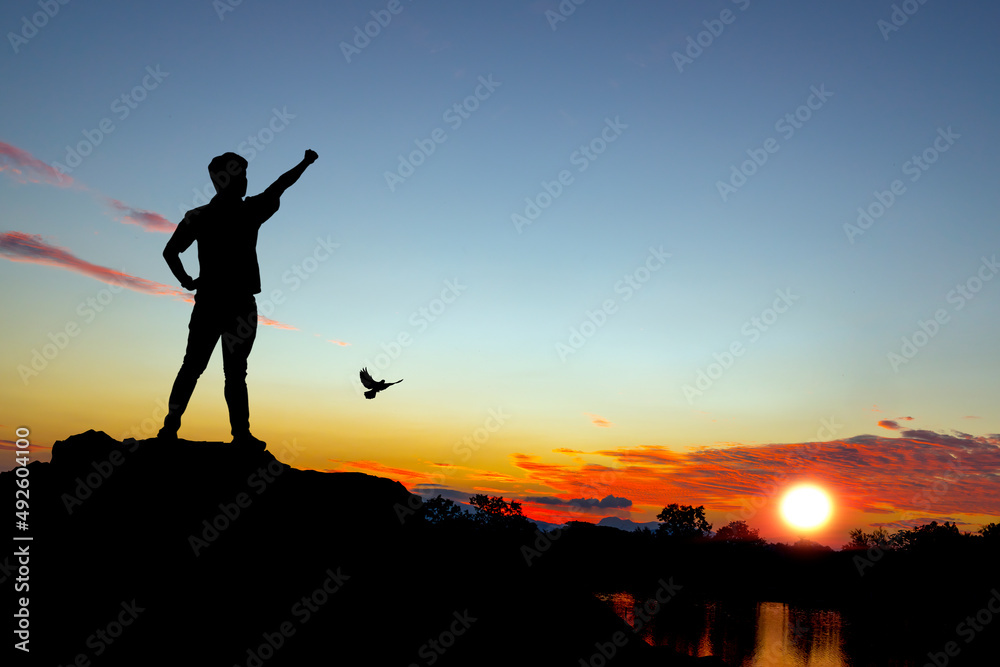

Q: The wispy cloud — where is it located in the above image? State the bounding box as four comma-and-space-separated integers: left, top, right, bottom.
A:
258, 316, 297, 331
0, 141, 76, 188
873, 516, 972, 530
1, 141, 174, 233
525, 494, 632, 510
0, 232, 297, 329
0, 232, 190, 298
585, 412, 613, 428
103, 197, 177, 233
879, 420, 902, 430
329, 459, 439, 486
511, 430, 1000, 519
0, 438, 51, 453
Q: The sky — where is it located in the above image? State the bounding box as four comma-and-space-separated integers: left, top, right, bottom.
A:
2, 0, 998, 547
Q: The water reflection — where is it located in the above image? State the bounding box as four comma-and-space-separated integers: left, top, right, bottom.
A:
595, 594, 850, 666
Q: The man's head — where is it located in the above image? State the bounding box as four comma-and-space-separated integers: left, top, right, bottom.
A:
208, 152, 249, 198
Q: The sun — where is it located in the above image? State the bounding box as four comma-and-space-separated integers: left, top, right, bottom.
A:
780, 484, 833, 531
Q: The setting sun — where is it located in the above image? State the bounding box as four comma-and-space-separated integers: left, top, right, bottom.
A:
780, 484, 834, 531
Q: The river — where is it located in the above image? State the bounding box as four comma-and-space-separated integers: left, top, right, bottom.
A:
596, 592, 921, 666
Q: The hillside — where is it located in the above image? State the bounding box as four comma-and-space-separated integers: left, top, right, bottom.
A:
4, 430, 721, 667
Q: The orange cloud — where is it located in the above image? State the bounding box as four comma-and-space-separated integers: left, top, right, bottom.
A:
584, 412, 613, 428
0, 439, 51, 453
258, 316, 297, 331
330, 459, 439, 487
510, 430, 1000, 521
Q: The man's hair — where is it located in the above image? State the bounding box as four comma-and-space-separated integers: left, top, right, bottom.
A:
208, 152, 249, 193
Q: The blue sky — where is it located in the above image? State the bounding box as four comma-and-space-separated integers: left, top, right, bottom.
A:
2, 0, 998, 542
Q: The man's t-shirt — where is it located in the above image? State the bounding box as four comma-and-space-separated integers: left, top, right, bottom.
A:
170, 191, 280, 296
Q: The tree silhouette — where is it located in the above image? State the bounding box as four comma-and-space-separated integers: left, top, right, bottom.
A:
842, 527, 891, 550
421, 495, 470, 524
979, 522, 1000, 542
888, 521, 963, 550
468, 494, 532, 531
655, 503, 711, 539
714, 520, 764, 545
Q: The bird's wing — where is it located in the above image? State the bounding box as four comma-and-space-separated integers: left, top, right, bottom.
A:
359, 367, 377, 389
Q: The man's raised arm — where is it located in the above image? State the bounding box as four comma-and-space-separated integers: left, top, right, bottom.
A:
264, 149, 318, 200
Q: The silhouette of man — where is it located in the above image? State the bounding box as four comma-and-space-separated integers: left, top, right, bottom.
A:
158, 149, 318, 449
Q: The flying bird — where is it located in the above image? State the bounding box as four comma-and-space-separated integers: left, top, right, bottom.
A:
359, 367, 402, 399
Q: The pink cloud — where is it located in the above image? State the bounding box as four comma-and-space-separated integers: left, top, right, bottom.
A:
0, 141, 76, 188
0, 231, 189, 298
879, 420, 902, 430
1, 141, 174, 234
103, 198, 177, 233
0, 232, 296, 329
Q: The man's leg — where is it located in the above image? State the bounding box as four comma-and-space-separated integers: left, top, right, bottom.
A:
221, 297, 258, 440
160, 299, 221, 438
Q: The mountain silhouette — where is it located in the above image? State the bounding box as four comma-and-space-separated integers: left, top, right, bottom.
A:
597, 516, 660, 532
4, 430, 727, 667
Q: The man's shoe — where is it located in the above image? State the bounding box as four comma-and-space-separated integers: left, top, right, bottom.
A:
156, 427, 178, 442
231, 432, 266, 451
